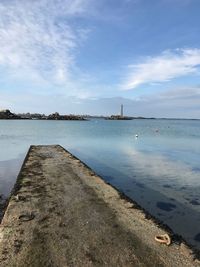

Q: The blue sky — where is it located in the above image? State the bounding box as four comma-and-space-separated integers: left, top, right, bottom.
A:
0, 0, 200, 117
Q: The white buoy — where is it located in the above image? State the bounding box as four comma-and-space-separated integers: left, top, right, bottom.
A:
135, 134, 138, 138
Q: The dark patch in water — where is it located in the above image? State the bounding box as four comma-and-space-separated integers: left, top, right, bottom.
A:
0, 194, 8, 222
194, 233, 200, 242
163, 184, 172, 188
169, 198, 175, 201
190, 199, 200, 206
156, 202, 176, 212
131, 175, 137, 178
134, 182, 145, 189
180, 186, 187, 190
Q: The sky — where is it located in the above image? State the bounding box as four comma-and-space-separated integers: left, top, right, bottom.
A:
0, 0, 200, 118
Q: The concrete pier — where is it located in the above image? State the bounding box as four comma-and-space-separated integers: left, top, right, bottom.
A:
0, 145, 198, 266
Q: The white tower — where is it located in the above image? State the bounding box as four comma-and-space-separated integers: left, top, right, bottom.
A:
120, 104, 123, 117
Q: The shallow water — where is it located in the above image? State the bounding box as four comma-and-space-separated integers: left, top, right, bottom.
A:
0, 119, 200, 249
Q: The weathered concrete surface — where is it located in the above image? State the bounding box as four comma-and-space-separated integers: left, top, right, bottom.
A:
0, 145, 198, 267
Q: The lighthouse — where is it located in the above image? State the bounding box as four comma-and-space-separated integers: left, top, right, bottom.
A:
120, 104, 123, 117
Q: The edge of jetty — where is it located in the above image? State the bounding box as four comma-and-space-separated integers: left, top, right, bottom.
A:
0, 145, 199, 266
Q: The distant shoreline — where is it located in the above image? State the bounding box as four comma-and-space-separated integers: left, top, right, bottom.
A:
0, 117, 199, 121
0, 109, 199, 120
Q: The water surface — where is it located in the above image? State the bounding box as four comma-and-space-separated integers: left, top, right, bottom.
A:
0, 119, 200, 249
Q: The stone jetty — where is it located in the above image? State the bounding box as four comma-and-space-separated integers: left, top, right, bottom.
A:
0, 145, 198, 266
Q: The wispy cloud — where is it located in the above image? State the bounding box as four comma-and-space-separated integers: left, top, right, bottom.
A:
0, 0, 90, 85
123, 49, 200, 90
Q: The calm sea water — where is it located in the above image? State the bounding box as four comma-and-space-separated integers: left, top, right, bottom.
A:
0, 119, 200, 248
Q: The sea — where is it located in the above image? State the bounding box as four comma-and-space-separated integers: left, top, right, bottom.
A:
0, 119, 200, 249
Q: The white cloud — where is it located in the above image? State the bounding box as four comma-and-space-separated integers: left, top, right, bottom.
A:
123, 49, 200, 90
0, 0, 90, 86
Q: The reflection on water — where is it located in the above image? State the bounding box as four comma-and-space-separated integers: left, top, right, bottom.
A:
0, 157, 24, 196
0, 119, 200, 249
0, 157, 24, 219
